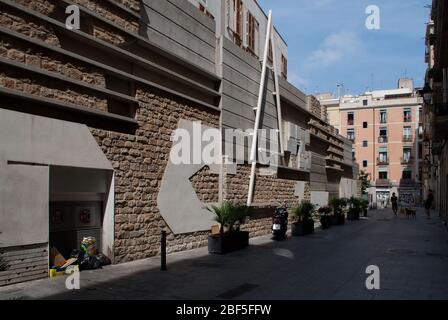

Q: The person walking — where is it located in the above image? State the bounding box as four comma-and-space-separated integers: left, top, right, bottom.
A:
391, 193, 398, 216
425, 190, 434, 219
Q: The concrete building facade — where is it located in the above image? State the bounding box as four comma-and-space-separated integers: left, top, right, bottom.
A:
0, 0, 358, 286
318, 80, 423, 208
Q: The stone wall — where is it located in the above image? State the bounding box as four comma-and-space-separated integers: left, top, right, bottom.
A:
224, 165, 301, 207
91, 88, 220, 262
190, 166, 220, 204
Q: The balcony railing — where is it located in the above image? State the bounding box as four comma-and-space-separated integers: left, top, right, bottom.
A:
400, 178, 416, 186
379, 117, 387, 124
347, 119, 354, 126
378, 136, 388, 143
404, 116, 412, 123
402, 135, 413, 143
377, 157, 389, 165
376, 179, 390, 186
433, 103, 448, 117
401, 156, 414, 164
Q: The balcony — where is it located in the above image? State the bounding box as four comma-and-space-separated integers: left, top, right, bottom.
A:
433, 103, 448, 117
377, 157, 389, 165
378, 136, 388, 143
379, 117, 388, 124
401, 156, 414, 165
403, 116, 412, 123
399, 179, 416, 186
347, 119, 354, 126
376, 179, 391, 187
402, 135, 413, 143
432, 103, 448, 142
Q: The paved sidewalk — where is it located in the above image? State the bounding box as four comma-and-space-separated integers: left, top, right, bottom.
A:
1, 209, 448, 300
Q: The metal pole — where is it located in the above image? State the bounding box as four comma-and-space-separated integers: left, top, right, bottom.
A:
247, 10, 273, 206
161, 230, 166, 271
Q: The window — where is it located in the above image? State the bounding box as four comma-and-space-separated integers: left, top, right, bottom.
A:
363, 99, 368, 106
363, 160, 368, 168
380, 110, 387, 124
246, 11, 259, 57
347, 128, 355, 142
347, 112, 354, 125
267, 40, 273, 63
379, 127, 388, 143
402, 168, 412, 180
403, 126, 412, 142
281, 55, 288, 78
363, 122, 368, 129
378, 147, 388, 164
232, 0, 243, 47
403, 148, 412, 162
404, 108, 412, 122
198, 3, 215, 20
363, 140, 368, 147
379, 170, 388, 180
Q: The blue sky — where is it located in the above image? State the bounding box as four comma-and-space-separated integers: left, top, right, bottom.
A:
258, 0, 430, 96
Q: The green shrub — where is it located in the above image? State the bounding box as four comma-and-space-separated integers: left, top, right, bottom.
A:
292, 201, 315, 223
205, 201, 248, 234
349, 197, 363, 213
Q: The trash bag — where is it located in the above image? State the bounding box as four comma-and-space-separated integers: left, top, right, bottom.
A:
70, 249, 101, 271
97, 254, 112, 267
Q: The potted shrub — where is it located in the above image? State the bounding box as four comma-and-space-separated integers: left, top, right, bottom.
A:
206, 201, 250, 254
291, 201, 316, 236
329, 197, 348, 226
347, 197, 362, 220
318, 205, 332, 229
361, 199, 369, 217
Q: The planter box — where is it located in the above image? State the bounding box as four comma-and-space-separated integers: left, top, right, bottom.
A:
320, 216, 331, 229
208, 231, 249, 255
291, 220, 314, 236
330, 215, 346, 225
347, 210, 360, 221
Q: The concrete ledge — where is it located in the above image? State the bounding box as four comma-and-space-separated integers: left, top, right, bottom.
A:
0, 86, 139, 126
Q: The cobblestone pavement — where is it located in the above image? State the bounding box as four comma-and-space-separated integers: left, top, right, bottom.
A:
1, 208, 448, 300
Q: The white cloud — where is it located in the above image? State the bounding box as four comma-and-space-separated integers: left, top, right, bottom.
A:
288, 72, 309, 91
306, 31, 363, 67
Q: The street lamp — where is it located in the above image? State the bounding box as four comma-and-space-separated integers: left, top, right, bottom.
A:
418, 84, 433, 104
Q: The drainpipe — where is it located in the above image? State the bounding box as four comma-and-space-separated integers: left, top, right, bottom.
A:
247, 10, 273, 206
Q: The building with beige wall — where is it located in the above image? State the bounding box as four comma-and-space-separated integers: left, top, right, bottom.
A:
318, 79, 423, 208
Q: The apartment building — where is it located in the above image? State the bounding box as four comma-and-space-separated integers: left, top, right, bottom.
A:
0, 0, 358, 286
318, 79, 423, 208
421, 0, 448, 223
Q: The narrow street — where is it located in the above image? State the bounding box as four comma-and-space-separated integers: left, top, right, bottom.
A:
1, 208, 448, 300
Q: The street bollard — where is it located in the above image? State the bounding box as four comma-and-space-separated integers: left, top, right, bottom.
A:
161, 230, 167, 271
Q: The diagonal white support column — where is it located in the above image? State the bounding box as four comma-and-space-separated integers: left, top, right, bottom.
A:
271, 23, 285, 156
247, 10, 273, 206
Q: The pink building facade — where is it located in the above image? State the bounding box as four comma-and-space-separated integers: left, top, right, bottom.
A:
320, 79, 423, 208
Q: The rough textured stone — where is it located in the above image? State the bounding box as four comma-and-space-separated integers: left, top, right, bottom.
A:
190, 166, 219, 204
0, 69, 108, 111
91, 87, 220, 263
0, 10, 60, 46
0, 38, 105, 87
